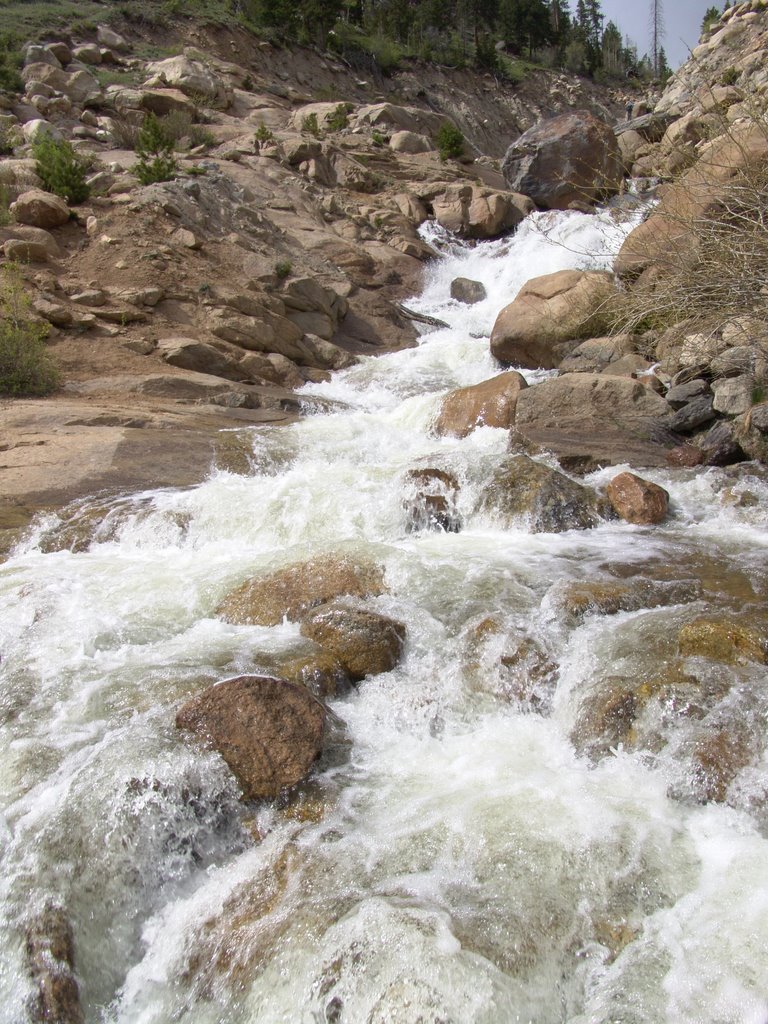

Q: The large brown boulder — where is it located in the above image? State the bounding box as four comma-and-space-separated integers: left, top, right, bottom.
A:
433, 371, 528, 438
300, 603, 406, 681
513, 374, 674, 466
478, 454, 603, 533
501, 111, 623, 210
606, 472, 670, 525
216, 554, 385, 626
157, 337, 247, 382
176, 675, 325, 800
10, 189, 69, 228
490, 270, 617, 369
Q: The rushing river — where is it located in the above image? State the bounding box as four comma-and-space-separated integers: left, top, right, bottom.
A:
2, 206, 768, 1024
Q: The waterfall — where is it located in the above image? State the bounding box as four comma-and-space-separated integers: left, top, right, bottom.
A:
2, 204, 768, 1024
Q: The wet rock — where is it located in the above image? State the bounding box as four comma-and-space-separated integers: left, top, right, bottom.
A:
478, 454, 603, 533
678, 616, 768, 666
501, 110, 622, 210
300, 603, 406, 681
433, 370, 528, 438
11, 189, 69, 228
402, 467, 461, 533
216, 554, 385, 627
688, 727, 753, 804
433, 185, 532, 240
606, 472, 669, 525
176, 675, 325, 800
26, 903, 83, 1024
270, 648, 352, 700
666, 445, 705, 467
553, 577, 700, 625
450, 277, 486, 305
571, 679, 638, 759
490, 270, 616, 369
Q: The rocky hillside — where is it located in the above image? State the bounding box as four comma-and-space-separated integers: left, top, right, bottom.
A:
0, 15, 624, 530
1, 0, 767, 538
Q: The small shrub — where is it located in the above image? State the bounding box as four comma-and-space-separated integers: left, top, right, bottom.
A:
436, 122, 465, 161
371, 130, 385, 147
32, 135, 90, 204
0, 33, 23, 94
109, 114, 142, 150
301, 112, 321, 137
0, 185, 12, 226
159, 109, 195, 146
133, 113, 178, 185
0, 122, 19, 155
188, 124, 216, 149
255, 123, 274, 143
0, 265, 59, 397
274, 260, 292, 280
719, 67, 739, 87
326, 103, 350, 132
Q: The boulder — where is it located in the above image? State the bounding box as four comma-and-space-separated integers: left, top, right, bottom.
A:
668, 395, 716, 433
606, 472, 669, 525
157, 337, 247, 381
490, 270, 616, 369
299, 603, 406, 681
433, 185, 532, 240
389, 130, 433, 154
96, 25, 130, 52
216, 554, 385, 626
450, 277, 486, 305
515, 374, 672, 455
354, 103, 446, 136
145, 55, 230, 107
11, 189, 69, 228
176, 675, 325, 800
478, 454, 603, 533
433, 370, 528, 438
401, 467, 461, 533
501, 111, 623, 210
72, 44, 102, 65
140, 88, 197, 117
712, 376, 754, 416
21, 118, 62, 144
3, 238, 49, 262
552, 577, 699, 625
558, 334, 638, 374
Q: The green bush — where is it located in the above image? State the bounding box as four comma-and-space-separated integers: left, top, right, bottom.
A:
0, 266, 59, 397
301, 112, 321, 137
326, 103, 350, 132
436, 122, 465, 161
719, 66, 739, 87
133, 113, 178, 185
255, 122, 274, 143
274, 259, 292, 280
0, 32, 23, 94
32, 135, 90, 204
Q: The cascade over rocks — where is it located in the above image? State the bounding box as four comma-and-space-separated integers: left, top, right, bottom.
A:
216, 555, 386, 627
490, 270, 617, 369
401, 467, 461, 533
501, 111, 622, 210
176, 675, 326, 800
478, 454, 604, 533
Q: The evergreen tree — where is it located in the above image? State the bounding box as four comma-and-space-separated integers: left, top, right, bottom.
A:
701, 6, 720, 32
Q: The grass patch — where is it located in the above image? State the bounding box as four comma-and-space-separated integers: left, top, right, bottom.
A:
0, 264, 59, 397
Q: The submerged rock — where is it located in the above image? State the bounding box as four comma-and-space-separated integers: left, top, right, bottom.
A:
678, 616, 768, 666
300, 603, 406, 681
176, 675, 325, 799
25, 903, 83, 1024
478, 454, 603, 533
216, 554, 385, 626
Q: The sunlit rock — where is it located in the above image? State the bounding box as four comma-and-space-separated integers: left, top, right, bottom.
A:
490, 269, 617, 369
300, 603, 406, 681
433, 370, 528, 438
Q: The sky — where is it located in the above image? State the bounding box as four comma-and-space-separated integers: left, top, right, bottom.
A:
600, 0, 719, 71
